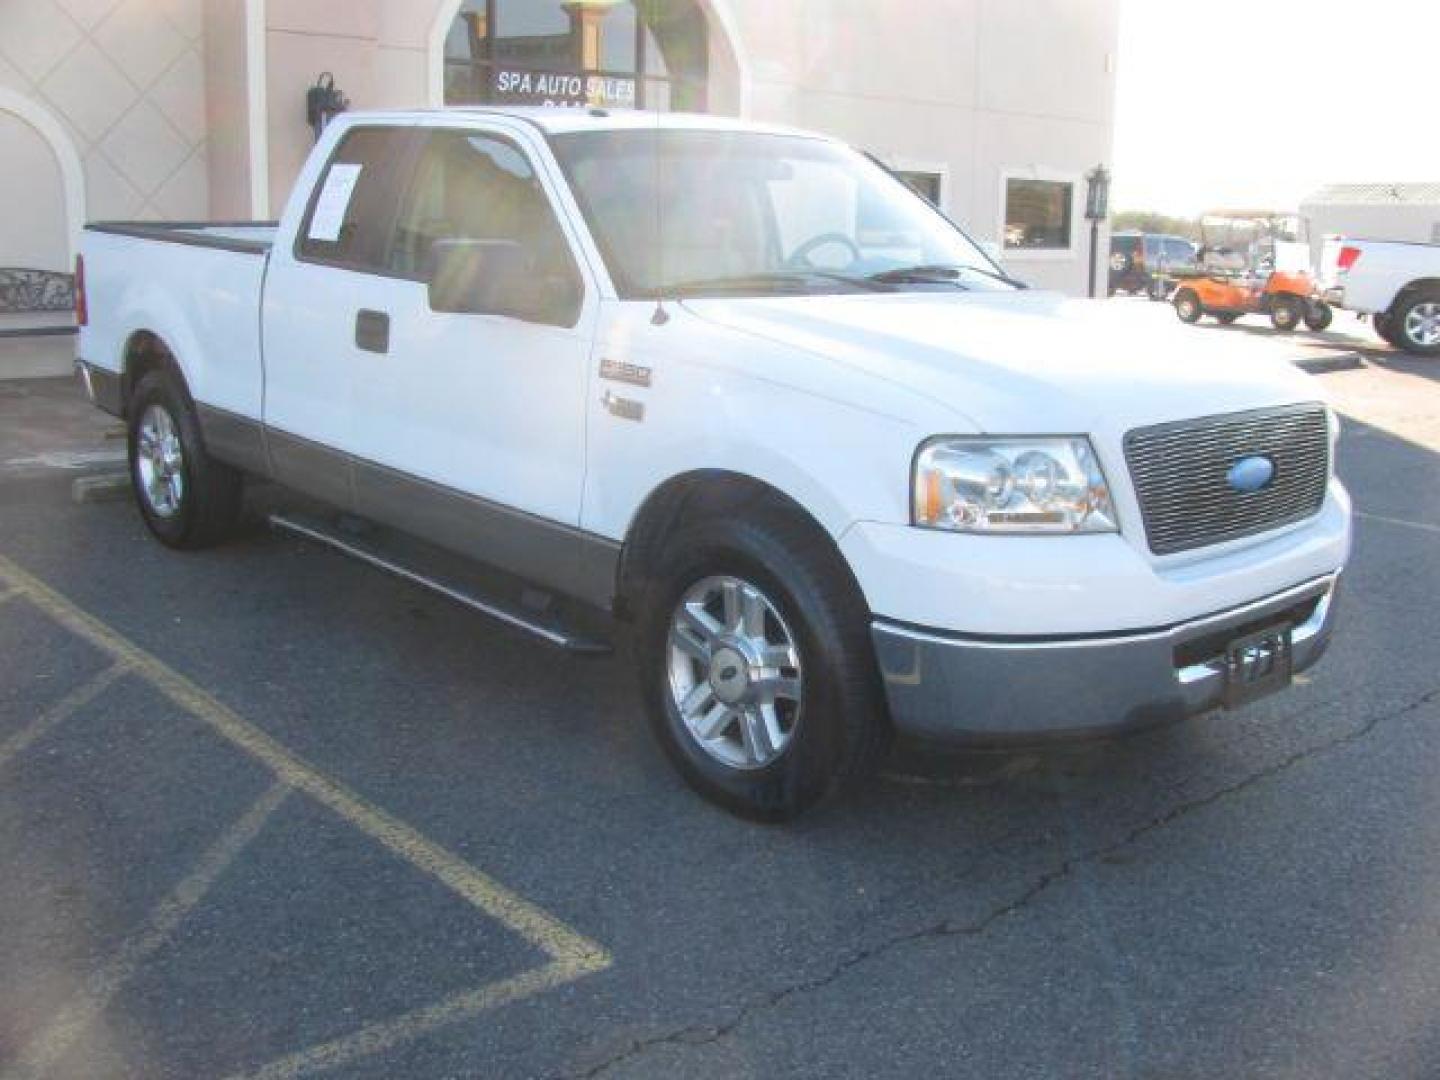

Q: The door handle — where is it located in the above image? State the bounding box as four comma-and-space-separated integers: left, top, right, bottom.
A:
355, 309, 390, 354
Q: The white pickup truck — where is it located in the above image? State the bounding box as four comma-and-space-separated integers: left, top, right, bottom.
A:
1321, 238, 1440, 356
76, 108, 1351, 819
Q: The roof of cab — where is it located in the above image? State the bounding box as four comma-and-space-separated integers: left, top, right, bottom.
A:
340, 106, 820, 140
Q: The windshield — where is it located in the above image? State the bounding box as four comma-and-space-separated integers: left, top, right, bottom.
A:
551, 130, 1009, 298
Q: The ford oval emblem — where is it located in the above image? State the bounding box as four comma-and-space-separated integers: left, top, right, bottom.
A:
1227, 455, 1276, 493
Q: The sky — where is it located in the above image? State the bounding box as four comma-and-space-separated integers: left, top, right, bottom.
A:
1112, 0, 1440, 215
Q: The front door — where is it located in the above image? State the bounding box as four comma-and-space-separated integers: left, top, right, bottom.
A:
346, 124, 598, 595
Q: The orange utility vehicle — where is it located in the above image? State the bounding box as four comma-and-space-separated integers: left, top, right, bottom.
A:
1172, 212, 1332, 332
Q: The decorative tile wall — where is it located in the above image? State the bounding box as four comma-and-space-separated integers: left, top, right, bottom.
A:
0, 0, 208, 223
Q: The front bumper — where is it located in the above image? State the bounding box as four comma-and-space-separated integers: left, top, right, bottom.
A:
872, 573, 1339, 742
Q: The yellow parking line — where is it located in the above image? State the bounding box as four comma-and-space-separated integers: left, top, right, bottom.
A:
0, 552, 611, 1073
6, 780, 292, 1080
1356, 510, 1440, 536
0, 586, 19, 606
235, 959, 583, 1080
0, 662, 129, 773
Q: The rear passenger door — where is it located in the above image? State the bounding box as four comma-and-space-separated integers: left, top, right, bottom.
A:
261, 125, 418, 507
346, 125, 600, 600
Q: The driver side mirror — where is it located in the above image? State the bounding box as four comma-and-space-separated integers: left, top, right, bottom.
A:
427, 239, 581, 328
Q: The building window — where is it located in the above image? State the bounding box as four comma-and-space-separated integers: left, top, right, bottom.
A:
1004, 177, 1074, 251
443, 0, 709, 112
895, 171, 943, 207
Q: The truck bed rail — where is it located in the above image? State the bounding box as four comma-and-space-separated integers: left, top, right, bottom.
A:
86, 221, 278, 256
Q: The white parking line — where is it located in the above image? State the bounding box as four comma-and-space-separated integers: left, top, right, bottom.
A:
1356, 511, 1440, 536
0, 662, 129, 774
5, 780, 292, 1080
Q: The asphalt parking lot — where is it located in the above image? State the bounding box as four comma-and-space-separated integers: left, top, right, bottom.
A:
2, 312, 1439, 1079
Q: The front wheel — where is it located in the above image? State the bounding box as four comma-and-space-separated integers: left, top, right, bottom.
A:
635, 503, 888, 821
127, 370, 244, 549
1270, 295, 1302, 332
1392, 290, 1440, 357
1174, 289, 1202, 324
1304, 301, 1334, 332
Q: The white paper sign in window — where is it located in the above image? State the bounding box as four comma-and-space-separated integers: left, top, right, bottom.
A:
308, 163, 364, 242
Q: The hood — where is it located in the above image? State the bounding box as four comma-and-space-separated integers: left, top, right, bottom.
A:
681, 290, 1326, 437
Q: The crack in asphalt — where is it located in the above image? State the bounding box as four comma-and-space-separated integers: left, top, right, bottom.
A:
561, 682, 1440, 1080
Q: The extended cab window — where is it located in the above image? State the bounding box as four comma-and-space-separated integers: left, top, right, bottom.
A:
387, 130, 579, 294
297, 127, 412, 271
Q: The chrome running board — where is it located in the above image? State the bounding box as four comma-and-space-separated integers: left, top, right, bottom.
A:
269, 510, 612, 655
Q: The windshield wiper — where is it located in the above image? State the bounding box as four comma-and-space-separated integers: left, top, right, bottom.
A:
667, 270, 892, 297
869, 263, 1028, 289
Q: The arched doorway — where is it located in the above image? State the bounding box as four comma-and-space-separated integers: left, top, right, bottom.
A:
429, 0, 747, 115
0, 92, 84, 273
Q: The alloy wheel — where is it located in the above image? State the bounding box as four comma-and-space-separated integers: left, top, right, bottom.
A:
666, 575, 803, 771
1403, 301, 1440, 347
136, 403, 185, 518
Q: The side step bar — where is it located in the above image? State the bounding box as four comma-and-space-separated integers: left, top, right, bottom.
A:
269, 511, 612, 655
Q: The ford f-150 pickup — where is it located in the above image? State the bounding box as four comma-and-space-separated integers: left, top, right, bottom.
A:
75, 108, 1352, 819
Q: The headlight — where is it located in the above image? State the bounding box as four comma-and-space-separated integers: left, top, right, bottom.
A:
913, 437, 1118, 534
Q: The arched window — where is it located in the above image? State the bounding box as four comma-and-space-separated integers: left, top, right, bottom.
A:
444, 0, 709, 112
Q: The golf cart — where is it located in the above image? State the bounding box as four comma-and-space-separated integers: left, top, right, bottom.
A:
1171, 211, 1332, 332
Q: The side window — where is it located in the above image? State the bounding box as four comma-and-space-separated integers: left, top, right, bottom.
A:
297, 127, 412, 271
387, 130, 580, 292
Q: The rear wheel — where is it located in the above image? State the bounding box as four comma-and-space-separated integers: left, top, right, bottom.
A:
635, 502, 888, 821
1392, 290, 1440, 357
1304, 301, 1334, 332
1174, 289, 1202, 324
1373, 311, 1398, 345
127, 371, 244, 549
1270, 295, 1302, 332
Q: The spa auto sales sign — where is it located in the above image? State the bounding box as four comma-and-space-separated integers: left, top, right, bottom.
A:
492, 69, 636, 108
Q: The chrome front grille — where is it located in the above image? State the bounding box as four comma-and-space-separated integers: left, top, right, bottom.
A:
1125, 404, 1330, 555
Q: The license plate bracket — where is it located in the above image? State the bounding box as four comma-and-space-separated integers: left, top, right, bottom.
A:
1223, 623, 1294, 708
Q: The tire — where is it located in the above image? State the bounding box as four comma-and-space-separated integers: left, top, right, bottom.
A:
1373, 311, 1399, 346
127, 370, 244, 549
1215, 313, 1241, 325
1174, 289, 1203, 324
634, 501, 888, 821
1390, 289, 1440, 357
1304, 301, 1333, 332
1270, 295, 1302, 332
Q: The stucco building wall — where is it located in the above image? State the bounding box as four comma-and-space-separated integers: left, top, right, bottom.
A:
4, 0, 1119, 296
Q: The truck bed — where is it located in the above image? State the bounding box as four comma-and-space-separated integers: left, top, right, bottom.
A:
79, 220, 276, 427
86, 221, 278, 256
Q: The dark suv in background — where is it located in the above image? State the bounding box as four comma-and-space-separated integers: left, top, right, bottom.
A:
1109, 232, 1199, 298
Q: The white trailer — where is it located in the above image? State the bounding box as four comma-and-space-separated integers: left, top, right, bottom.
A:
1302, 183, 1440, 266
